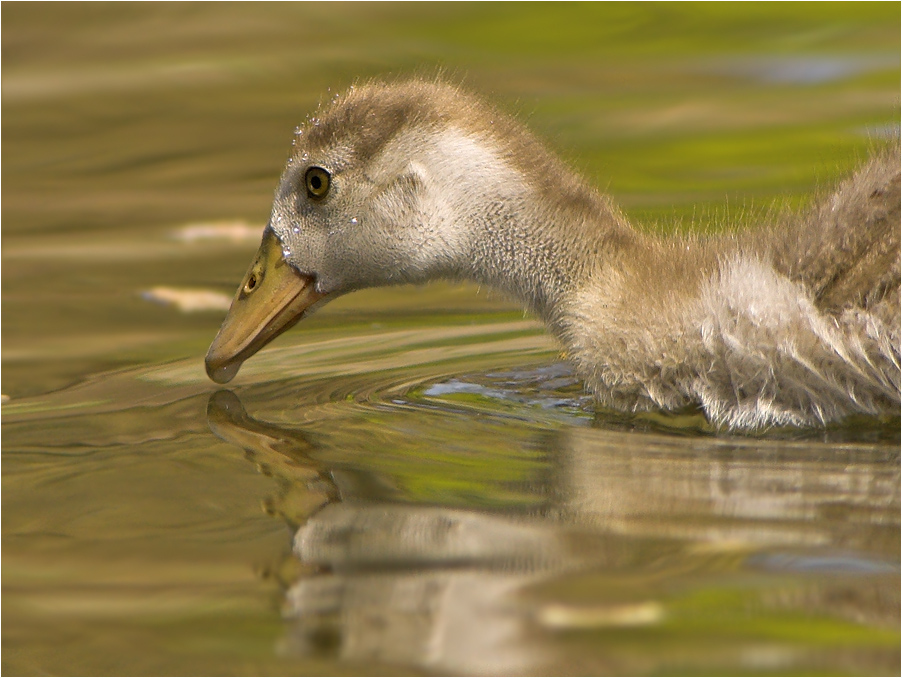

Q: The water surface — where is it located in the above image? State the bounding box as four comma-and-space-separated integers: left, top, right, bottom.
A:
3, 4, 899, 675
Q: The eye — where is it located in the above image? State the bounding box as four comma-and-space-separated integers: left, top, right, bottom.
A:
305, 166, 331, 200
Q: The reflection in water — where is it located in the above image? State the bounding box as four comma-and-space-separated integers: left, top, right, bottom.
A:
207, 390, 900, 675
208, 390, 557, 673
207, 391, 337, 530
556, 430, 900, 550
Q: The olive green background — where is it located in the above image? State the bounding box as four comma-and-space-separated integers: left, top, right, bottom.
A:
3, 3, 899, 675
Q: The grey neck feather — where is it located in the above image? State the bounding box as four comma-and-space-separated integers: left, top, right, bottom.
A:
411, 124, 643, 329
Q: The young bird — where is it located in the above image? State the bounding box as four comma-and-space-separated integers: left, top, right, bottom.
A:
207, 79, 900, 430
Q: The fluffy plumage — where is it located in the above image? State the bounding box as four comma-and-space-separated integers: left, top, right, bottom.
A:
261, 79, 900, 429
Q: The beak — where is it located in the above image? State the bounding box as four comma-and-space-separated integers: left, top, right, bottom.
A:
205, 230, 325, 384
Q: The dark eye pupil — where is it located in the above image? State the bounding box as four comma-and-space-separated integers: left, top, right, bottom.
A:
306, 167, 330, 199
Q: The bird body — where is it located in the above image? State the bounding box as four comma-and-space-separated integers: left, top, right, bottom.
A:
206, 79, 900, 429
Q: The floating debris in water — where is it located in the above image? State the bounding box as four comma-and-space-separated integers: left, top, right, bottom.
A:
171, 220, 261, 243
141, 287, 232, 313
537, 601, 664, 629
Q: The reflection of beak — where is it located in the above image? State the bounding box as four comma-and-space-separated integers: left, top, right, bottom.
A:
206, 390, 337, 527
205, 230, 325, 384
206, 390, 314, 459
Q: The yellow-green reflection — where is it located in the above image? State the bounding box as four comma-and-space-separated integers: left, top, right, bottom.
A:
2, 2, 899, 675
207, 389, 899, 675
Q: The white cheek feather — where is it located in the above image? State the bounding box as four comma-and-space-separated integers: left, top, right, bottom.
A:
397, 127, 530, 274
421, 127, 526, 217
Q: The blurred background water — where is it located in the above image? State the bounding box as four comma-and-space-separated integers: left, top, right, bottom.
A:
2, 3, 899, 675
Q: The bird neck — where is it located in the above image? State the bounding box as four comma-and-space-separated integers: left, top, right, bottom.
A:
430, 129, 644, 328
465, 196, 641, 325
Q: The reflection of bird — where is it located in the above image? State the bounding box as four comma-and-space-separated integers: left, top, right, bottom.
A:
206, 80, 900, 430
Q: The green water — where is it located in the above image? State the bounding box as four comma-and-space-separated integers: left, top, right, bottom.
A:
3, 4, 899, 675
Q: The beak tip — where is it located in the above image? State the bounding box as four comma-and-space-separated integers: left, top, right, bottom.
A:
205, 353, 242, 384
